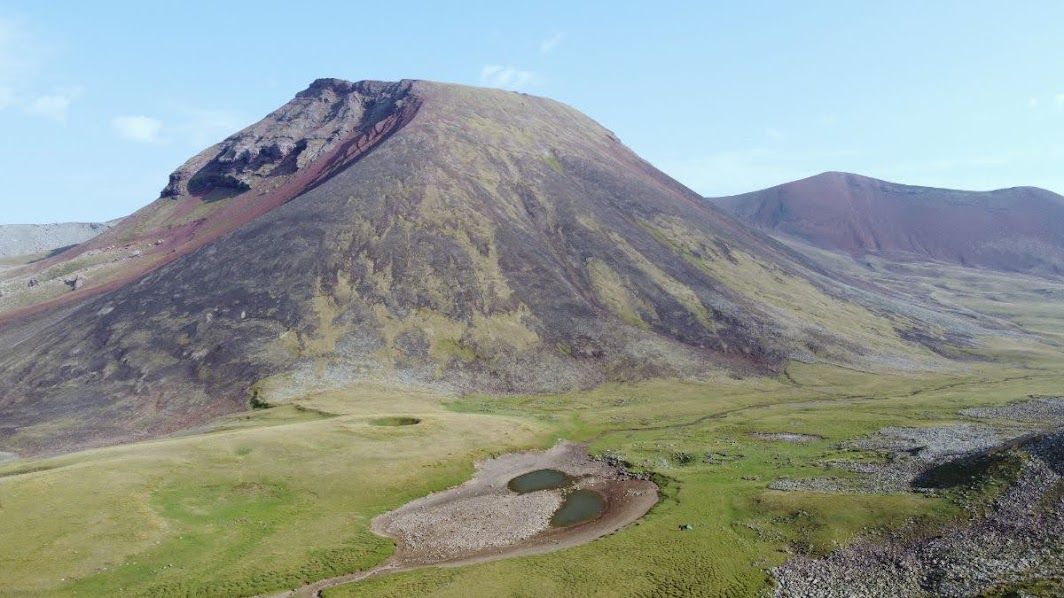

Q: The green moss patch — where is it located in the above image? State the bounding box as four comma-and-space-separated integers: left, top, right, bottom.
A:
369, 416, 422, 427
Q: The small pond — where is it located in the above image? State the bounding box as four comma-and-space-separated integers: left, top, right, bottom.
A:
507, 468, 572, 494
551, 490, 606, 527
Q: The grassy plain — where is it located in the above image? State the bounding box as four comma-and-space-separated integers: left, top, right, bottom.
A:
0, 387, 548, 597
327, 356, 1062, 598
326, 265, 1064, 597
3, 354, 1060, 597
3, 266, 1064, 597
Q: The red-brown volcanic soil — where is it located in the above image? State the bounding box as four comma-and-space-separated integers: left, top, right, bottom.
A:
0, 80, 420, 328
713, 171, 1064, 275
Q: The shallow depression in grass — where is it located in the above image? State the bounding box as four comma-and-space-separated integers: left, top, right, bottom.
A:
369, 416, 422, 427
550, 490, 606, 527
507, 468, 572, 494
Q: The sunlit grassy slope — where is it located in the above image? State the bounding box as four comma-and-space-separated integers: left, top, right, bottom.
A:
3, 266, 1064, 597
0, 386, 548, 597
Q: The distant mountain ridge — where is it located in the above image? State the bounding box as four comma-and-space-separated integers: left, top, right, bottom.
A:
0, 222, 112, 257
711, 172, 1064, 275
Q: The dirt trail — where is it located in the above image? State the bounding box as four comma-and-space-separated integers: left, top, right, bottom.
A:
264, 442, 657, 597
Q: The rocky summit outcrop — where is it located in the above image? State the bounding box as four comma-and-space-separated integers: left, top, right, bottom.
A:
0, 222, 111, 257
160, 79, 419, 199
0, 80, 981, 456
712, 172, 1064, 276
0, 80, 422, 323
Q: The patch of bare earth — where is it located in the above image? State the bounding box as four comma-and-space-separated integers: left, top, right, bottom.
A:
271, 441, 657, 597
388, 492, 564, 556
749, 432, 823, 443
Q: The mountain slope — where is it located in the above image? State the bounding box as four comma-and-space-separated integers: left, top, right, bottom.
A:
712, 172, 1064, 275
0, 81, 958, 456
0, 80, 418, 322
0, 222, 111, 257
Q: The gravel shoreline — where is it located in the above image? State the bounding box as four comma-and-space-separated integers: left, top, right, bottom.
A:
373, 440, 657, 566
271, 441, 658, 597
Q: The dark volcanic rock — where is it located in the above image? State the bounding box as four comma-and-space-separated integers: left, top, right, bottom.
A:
160, 79, 417, 199
66, 275, 87, 290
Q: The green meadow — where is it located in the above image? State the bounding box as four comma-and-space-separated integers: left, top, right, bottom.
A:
331, 356, 1061, 597
0, 387, 548, 597
3, 265, 1064, 597
2, 352, 1061, 597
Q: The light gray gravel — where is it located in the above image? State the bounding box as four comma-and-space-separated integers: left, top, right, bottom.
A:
960, 395, 1064, 424
0, 222, 110, 257
769, 424, 1009, 495
772, 429, 1064, 597
853, 424, 1004, 459
387, 491, 564, 555
749, 432, 823, 443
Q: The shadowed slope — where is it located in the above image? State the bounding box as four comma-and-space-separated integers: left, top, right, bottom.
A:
0, 81, 949, 456
712, 172, 1064, 276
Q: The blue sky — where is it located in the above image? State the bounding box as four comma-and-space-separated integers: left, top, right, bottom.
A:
1, 1, 1062, 223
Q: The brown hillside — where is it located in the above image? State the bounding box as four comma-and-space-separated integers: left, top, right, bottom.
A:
712, 172, 1064, 275
0, 82, 966, 456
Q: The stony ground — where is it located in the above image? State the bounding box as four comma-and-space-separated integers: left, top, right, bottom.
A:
960, 396, 1064, 424
772, 430, 1064, 597
749, 432, 823, 443
853, 424, 1004, 458
270, 441, 658, 597
372, 441, 656, 567
383, 492, 564, 556
0, 222, 109, 257
771, 397, 1064, 597
769, 424, 1009, 494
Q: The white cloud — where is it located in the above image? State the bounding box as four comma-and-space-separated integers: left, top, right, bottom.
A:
479, 64, 540, 90
1029, 97, 1039, 109
0, 18, 81, 124
1055, 93, 1064, 110
25, 87, 81, 123
111, 115, 163, 143
540, 32, 563, 54
766, 127, 784, 141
